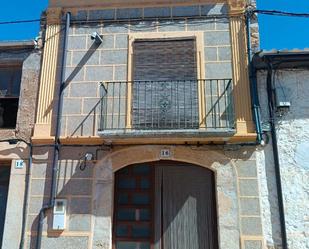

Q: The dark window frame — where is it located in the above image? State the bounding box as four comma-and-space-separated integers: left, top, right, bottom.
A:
0, 64, 22, 129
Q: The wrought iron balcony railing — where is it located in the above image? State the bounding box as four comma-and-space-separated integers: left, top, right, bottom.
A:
99, 79, 235, 134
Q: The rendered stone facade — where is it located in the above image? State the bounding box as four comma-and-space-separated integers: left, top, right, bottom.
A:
257, 69, 309, 249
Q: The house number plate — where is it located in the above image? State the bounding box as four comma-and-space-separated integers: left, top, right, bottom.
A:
15, 160, 24, 169
160, 149, 171, 158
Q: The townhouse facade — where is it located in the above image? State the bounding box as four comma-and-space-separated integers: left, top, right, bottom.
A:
25, 1, 265, 249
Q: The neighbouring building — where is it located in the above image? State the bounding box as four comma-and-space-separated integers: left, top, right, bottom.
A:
3, 0, 307, 249
254, 51, 309, 249
0, 41, 41, 248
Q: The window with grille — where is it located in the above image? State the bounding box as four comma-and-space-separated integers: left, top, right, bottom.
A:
0, 65, 22, 128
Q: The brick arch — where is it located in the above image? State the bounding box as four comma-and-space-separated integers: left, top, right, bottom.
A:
92, 145, 240, 249
97, 145, 232, 173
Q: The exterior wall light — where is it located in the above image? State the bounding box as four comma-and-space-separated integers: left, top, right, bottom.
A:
79, 152, 94, 171
91, 32, 103, 44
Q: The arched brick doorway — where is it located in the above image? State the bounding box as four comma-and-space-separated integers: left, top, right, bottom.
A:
92, 145, 240, 249
112, 161, 218, 249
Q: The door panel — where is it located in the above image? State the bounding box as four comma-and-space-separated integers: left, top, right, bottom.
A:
113, 164, 154, 249
155, 163, 218, 249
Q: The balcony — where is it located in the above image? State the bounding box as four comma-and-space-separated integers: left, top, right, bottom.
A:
98, 79, 235, 141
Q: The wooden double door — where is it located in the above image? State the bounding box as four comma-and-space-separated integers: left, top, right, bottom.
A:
113, 161, 218, 249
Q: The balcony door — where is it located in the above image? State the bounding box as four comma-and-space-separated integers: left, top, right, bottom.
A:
113, 162, 218, 249
132, 39, 199, 129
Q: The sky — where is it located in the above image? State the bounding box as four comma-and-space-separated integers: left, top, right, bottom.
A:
0, 0, 308, 50
0, 1, 48, 41
257, 0, 309, 49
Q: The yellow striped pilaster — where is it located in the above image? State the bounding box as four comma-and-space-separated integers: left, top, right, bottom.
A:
33, 7, 62, 142
230, 6, 255, 135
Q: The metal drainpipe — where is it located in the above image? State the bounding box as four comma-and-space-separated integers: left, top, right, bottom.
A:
35, 12, 71, 249
245, 9, 263, 144
266, 61, 288, 249
19, 142, 32, 249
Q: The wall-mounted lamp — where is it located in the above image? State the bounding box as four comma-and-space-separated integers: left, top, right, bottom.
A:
79, 152, 94, 171
84, 152, 94, 161
91, 32, 103, 44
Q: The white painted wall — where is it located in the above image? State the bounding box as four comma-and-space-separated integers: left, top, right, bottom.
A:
257, 69, 309, 249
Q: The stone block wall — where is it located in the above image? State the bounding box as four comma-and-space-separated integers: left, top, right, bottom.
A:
224, 146, 264, 249
26, 146, 101, 249
61, 4, 233, 136
26, 145, 264, 249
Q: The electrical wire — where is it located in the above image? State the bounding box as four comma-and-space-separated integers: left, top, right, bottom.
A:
0, 9, 308, 27
0, 18, 43, 25
254, 9, 309, 18
0, 48, 35, 54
